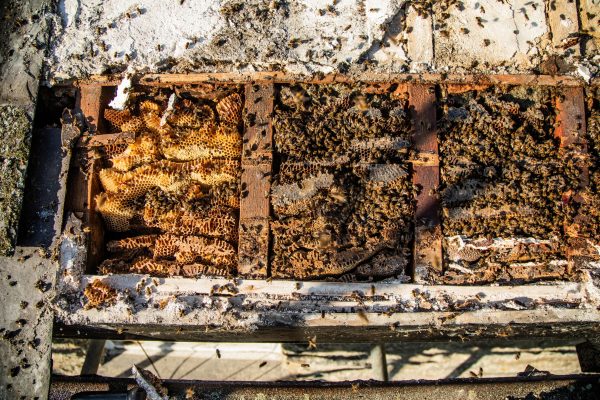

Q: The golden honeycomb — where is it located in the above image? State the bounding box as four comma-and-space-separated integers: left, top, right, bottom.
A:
83, 279, 118, 310
95, 87, 243, 277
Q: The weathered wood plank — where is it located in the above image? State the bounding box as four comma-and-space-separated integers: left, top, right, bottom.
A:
85, 158, 104, 273
243, 83, 273, 162
78, 85, 104, 134
556, 87, 593, 266
80, 73, 594, 87
238, 83, 274, 278
409, 85, 442, 283
240, 164, 271, 218
55, 273, 600, 341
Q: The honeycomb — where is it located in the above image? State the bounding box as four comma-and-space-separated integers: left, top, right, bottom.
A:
99, 256, 231, 278
104, 233, 236, 267
94, 87, 243, 277
438, 86, 583, 277
83, 279, 118, 310
271, 84, 413, 280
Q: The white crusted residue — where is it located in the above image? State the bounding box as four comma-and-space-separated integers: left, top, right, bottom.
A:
446, 235, 557, 252
160, 93, 176, 127
577, 64, 592, 83
108, 73, 132, 110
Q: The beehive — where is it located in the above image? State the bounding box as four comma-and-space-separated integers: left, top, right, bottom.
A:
61, 74, 599, 320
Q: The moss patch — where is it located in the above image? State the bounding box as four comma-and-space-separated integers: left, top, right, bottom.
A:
0, 105, 31, 255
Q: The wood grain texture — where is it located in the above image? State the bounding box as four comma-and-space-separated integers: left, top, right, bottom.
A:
86, 158, 104, 273
80, 73, 594, 87
238, 83, 274, 277
243, 83, 273, 162
78, 85, 104, 134
408, 85, 442, 282
556, 88, 592, 261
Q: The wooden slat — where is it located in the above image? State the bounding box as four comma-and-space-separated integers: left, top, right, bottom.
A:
78, 85, 107, 272
238, 83, 274, 278
242, 83, 273, 162
78, 85, 104, 134
77, 72, 594, 87
85, 158, 104, 273
556, 88, 592, 261
408, 84, 442, 283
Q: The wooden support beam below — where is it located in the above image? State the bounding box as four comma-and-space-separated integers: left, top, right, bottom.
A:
409, 84, 442, 283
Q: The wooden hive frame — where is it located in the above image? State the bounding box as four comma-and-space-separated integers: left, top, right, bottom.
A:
54, 73, 600, 342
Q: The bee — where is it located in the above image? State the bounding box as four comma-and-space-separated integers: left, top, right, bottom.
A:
185, 388, 195, 399
307, 335, 318, 349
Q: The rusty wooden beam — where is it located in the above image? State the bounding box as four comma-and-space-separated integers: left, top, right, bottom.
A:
555, 87, 594, 262
408, 84, 442, 283
75, 73, 595, 88
238, 83, 274, 278
78, 85, 104, 134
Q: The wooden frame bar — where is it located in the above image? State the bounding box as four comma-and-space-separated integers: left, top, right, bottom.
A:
75, 73, 598, 88
238, 83, 274, 278
409, 85, 442, 283
555, 87, 594, 259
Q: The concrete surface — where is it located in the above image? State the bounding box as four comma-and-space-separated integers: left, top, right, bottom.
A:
52, 338, 582, 382
0, 105, 33, 255
1, 248, 57, 400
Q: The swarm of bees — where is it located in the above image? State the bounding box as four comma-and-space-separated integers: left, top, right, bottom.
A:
94, 86, 243, 278
438, 86, 584, 280
576, 88, 600, 240
273, 84, 411, 163
271, 84, 414, 281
